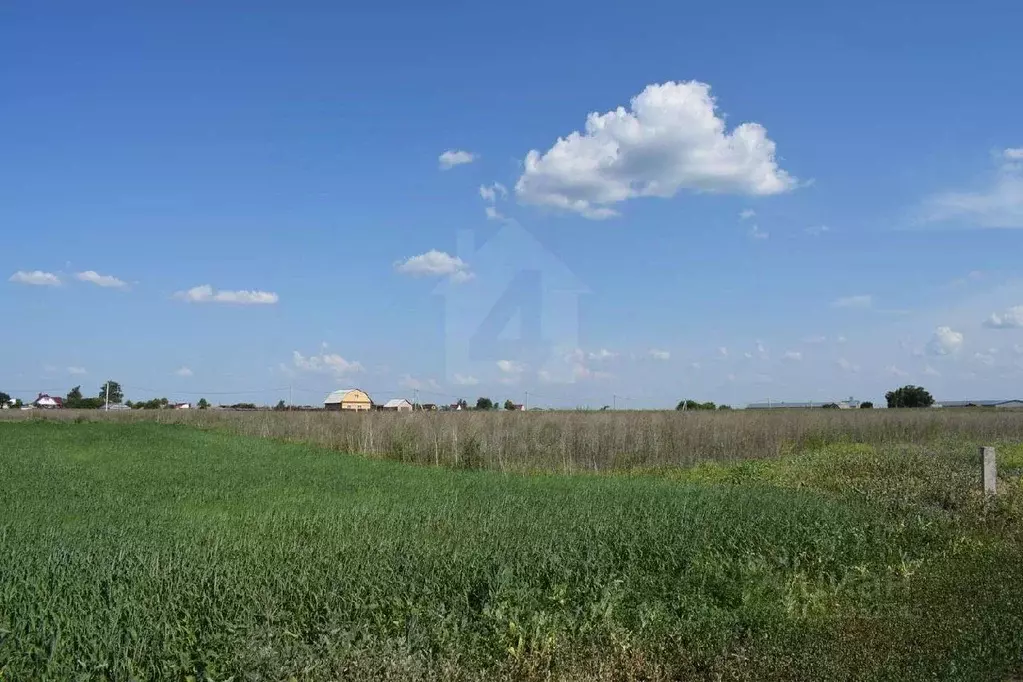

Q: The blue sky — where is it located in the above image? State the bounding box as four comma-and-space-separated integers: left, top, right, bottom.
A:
3, 0, 1023, 408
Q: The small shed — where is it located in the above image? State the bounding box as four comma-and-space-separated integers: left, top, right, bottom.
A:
324, 388, 373, 411
382, 398, 414, 412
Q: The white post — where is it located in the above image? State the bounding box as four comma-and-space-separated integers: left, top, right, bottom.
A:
981, 446, 997, 496
104, 382, 110, 411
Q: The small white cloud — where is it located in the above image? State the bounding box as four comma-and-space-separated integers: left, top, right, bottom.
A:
497, 359, 526, 375
9, 270, 60, 287
479, 183, 508, 202
76, 271, 127, 289
783, 351, 802, 361
831, 295, 872, 309
67, 366, 87, 376
836, 335, 848, 344
836, 358, 860, 373
718, 346, 729, 358
984, 305, 1023, 329
648, 349, 671, 361
438, 150, 476, 170
739, 209, 756, 220
1003, 148, 1023, 161
690, 361, 702, 370
395, 250, 473, 283
886, 364, 909, 377
175, 367, 194, 377
484, 205, 506, 221
928, 326, 964, 356
515, 81, 797, 219
587, 349, 618, 361
452, 373, 479, 386
292, 350, 364, 377
804, 225, 831, 236
449, 270, 476, 284
175, 285, 278, 305
748, 224, 769, 240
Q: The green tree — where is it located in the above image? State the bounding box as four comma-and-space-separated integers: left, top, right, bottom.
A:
197, 398, 210, 409
98, 381, 124, 404
885, 385, 934, 409
717, 404, 732, 410
274, 399, 287, 411
66, 386, 84, 408
475, 397, 494, 411
860, 401, 874, 409
456, 399, 468, 410
0, 391, 10, 406
13, 398, 22, 408
503, 399, 517, 411
676, 399, 716, 411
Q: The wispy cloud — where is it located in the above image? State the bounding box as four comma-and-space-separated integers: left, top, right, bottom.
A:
804, 225, 831, 236
438, 150, 477, 170
175, 367, 194, 377
831, 294, 872, 309
9, 270, 60, 286
647, 349, 671, 361
479, 183, 508, 202
292, 350, 364, 377
921, 148, 1023, 228
748, 224, 769, 240
76, 271, 128, 289
175, 285, 278, 305
739, 209, 756, 220
68, 366, 87, 376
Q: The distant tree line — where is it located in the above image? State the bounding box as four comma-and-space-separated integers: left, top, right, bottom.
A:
675, 400, 731, 411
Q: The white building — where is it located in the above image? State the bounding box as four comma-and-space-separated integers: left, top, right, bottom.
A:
381, 398, 414, 412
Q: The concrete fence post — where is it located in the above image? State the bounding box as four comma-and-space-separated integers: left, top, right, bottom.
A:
981, 446, 997, 496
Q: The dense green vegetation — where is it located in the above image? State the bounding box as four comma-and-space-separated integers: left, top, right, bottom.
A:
0, 421, 1021, 680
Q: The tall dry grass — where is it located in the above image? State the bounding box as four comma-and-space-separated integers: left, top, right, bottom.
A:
6, 408, 1023, 472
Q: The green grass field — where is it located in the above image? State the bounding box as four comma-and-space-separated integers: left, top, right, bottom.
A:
1, 421, 1021, 680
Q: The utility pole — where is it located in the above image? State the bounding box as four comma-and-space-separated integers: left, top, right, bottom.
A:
613, 393, 617, 410
524, 391, 529, 411
289, 385, 293, 411
104, 381, 110, 411
414, 387, 419, 409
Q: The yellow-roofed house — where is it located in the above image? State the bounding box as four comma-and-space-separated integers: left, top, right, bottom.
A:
323, 388, 373, 411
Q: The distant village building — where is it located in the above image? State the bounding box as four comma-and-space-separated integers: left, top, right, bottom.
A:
323, 388, 373, 412
105, 403, 131, 411
747, 397, 861, 410
934, 400, 1023, 409
507, 403, 525, 411
172, 402, 192, 410
33, 394, 63, 409
381, 398, 413, 412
